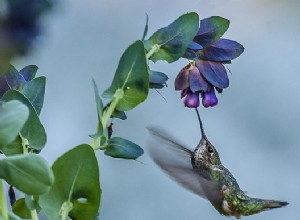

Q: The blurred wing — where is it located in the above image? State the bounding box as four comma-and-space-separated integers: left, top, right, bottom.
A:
147, 126, 221, 201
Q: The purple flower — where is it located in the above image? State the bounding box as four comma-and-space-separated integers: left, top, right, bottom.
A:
202, 87, 218, 108
181, 89, 200, 108
175, 63, 221, 108
175, 16, 244, 108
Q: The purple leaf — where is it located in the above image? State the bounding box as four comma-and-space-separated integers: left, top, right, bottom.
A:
196, 60, 229, 89
194, 16, 229, 48
199, 39, 244, 62
189, 67, 209, 92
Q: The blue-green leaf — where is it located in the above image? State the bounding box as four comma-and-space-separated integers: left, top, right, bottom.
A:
102, 41, 149, 111
21, 76, 46, 115
2, 90, 47, 150
0, 100, 29, 146
144, 12, 199, 63
40, 144, 101, 220
0, 154, 54, 195
105, 137, 144, 159
0, 135, 23, 156
12, 198, 35, 219
0, 65, 38, 98
18, 65, 38, 82
0, 65, 23, 97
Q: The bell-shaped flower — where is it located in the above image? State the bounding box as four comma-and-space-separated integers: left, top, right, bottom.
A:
176, 16, 244, 108
181, 89, 200, 108
202, 86, 218, 108
175, 63, 222, 108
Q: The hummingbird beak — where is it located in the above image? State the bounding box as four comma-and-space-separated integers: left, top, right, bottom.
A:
195, 108, 208, 141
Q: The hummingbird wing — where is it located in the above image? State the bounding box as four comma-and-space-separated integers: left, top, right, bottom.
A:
147, 126, 222, 201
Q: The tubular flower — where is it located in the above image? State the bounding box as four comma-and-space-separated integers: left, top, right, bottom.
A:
175, 16, 244, 108
181, 89, 200, 108
202, 87, 218, 107
175, 63, 220, 108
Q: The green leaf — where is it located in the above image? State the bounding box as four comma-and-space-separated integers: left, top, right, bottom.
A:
0, 65, 38, 98
111, 109, 127, 120
25, 195, 40, 211
12, 198, 31, 219
102, 40, 149, 111
103, 104, 127, 120
92, 78, 104, 135
0, 135, 23, 156
21, 76, 46, 115
0, 100, 29, 146
144, 12, 199, 63
0, 65, 22, 98
39, 144, 101, 220
149, 70, 168, 89
105, 137, 144, 159
0, 154, 54, 195
19, 65, 38, 82
2, 90, 47, 150
142, 13, 149, 41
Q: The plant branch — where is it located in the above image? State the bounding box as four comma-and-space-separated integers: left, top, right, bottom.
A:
0, 179, 8, 220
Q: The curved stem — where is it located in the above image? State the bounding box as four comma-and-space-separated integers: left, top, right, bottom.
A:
0, 179, 8, 220
30, 208, 39, 220
100, 89, 123, 129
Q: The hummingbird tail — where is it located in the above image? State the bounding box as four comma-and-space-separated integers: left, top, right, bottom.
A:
263, 200, 289, 210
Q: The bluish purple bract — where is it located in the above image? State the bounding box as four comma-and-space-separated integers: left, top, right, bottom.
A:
176, 16, 244, 108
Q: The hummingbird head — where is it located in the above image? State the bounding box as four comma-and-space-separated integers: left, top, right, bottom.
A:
193, 137, 221, 169
193, 108, 221, 168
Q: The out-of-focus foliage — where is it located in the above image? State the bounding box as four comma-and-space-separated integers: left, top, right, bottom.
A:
0, 0, 53, 71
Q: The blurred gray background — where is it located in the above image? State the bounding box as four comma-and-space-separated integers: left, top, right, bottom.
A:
15, 0, 299, 219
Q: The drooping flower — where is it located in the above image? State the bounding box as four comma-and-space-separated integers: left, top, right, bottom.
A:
202, 86, 218, 107
175, 16, 244, 108
181, 89, 200, 108
175, 62, 220, 108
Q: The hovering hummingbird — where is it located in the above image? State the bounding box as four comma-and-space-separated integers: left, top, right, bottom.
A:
147, 109, 288, 219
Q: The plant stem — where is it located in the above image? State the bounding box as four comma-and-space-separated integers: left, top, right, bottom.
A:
146, 44, 160, 59
29, 196, 39, 220
0, 179, 8, 220
30, 209, 39, 220
92, 89, 123, 149
101, 89, 123, 128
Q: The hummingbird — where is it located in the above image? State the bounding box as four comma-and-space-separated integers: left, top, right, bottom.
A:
147, 109, 288, 219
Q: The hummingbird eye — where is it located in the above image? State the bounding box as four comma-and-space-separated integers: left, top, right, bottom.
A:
207, 145, 214, 154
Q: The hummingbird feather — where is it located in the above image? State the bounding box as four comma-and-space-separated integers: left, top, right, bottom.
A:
147, 126, 220, 200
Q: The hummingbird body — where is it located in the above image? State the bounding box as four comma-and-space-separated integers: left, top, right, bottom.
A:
191, 138, 288, 218
148, 111, 288, 218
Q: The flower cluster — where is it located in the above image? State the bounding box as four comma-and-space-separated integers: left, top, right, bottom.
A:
175, 16, 244, 108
